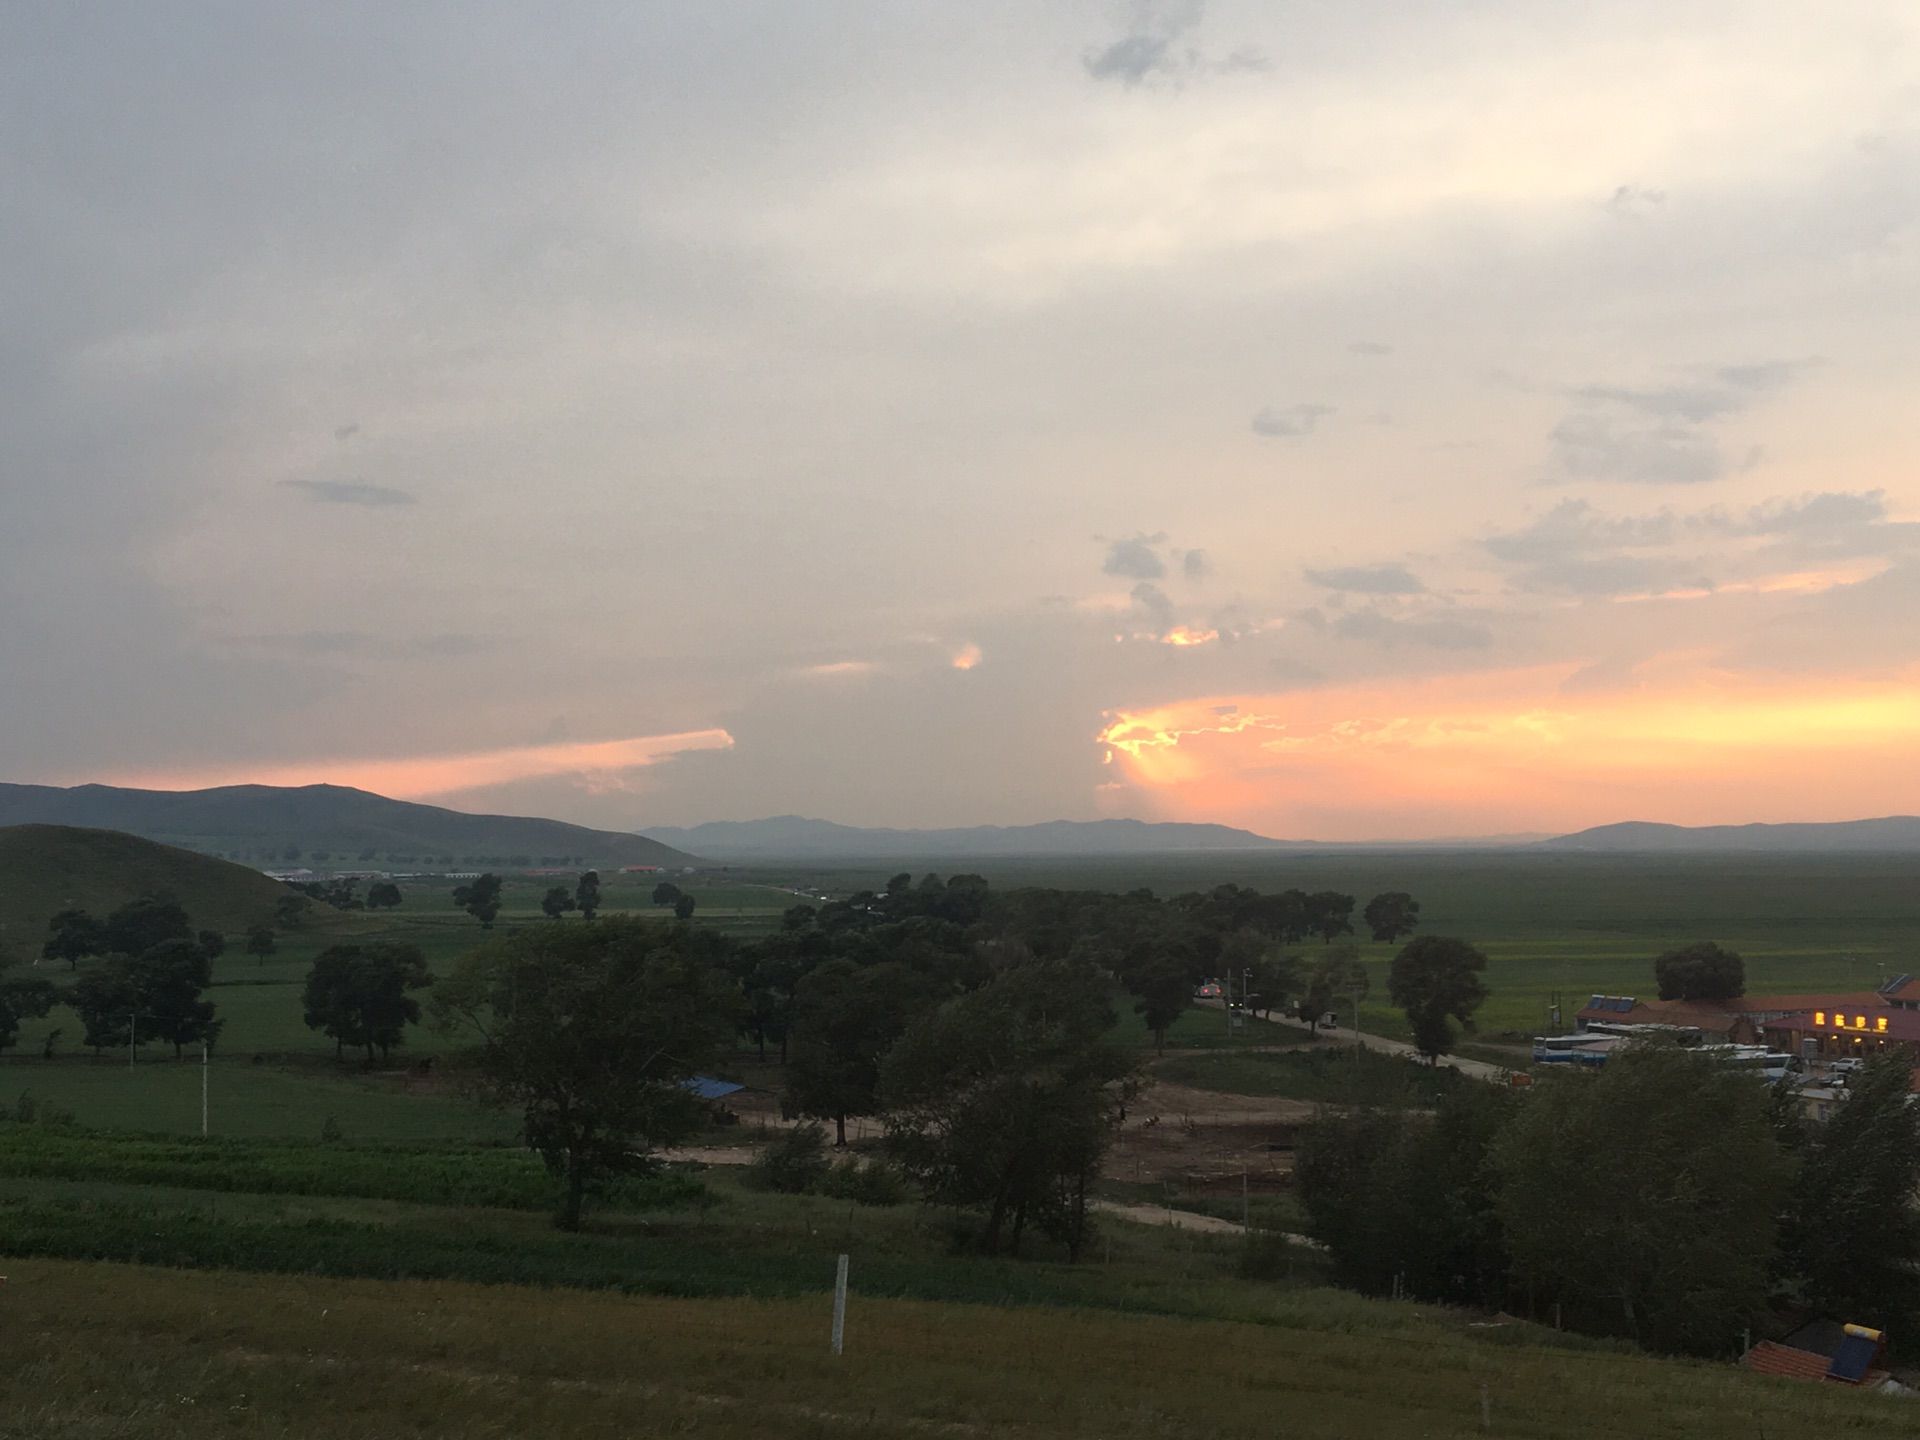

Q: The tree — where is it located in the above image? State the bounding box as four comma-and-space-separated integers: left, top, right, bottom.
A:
452, 873, 504, 929
1305, 891, 1356, 944
366, 881, 403, 911
434, 917, 740, 1230
0, 953, 56, 1055
101, 895, 192, 957
1298, 1085, 1513, 1307
674, 894, 697, 922
1492, 1044, 1790, 1354
652, 881, 683, 908
303, 943, 433, 1064
574, 871, 601, 921
1299, 948, 1369, 1034
1127, 958, 1195, 1055
275, 894, 312, 930
884, 959, 1139, 1261
1362, 892, 1420, 944
197, 929, 226, 959
71, 962, 137, 1053
540, 886, 578, 921
245, 925, 277, 966
1388, 936, 1488, 1061
1778, 1052, 1920, 1333
42, 908, 103, 970
127, 939, 221, 1058
1245, 953, 1303, 1020
1653, 942, 1745, 1002
783, 960, 938, 1145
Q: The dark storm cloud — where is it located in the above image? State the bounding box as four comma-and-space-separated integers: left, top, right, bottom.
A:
1305, 563, 1427, 595
1252, 403, 1334, 438
280, 479, 417, 507
1103, 533, 1168, 580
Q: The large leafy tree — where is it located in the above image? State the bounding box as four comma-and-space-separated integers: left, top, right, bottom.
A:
366, 881, 404, 911
1388, 935, 1488, 1061
1299, 948, 1369, 1033
539, 886, 577, 921
883, 959, 1138, 1260
783, 959, 939, 1145
42, 908, 104, 970
1362, 892, 1421, 944
1777, 1052, 1920, 1333
435, 917, 740, 1229
1653, 941, 1745, 1002
303, 943, 433, 1064
452, 873, 504, 929
127, 938, 221, 1057
1492, 1043, 1790, 1355
101, 896, 192, 957
0, 951, 56, 1055
1127, 957, 1196, 1055
1297, 1085, 1513, 1307
573, 871, 601, 921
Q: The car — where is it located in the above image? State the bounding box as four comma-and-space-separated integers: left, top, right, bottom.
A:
1194, 981, 1223, 999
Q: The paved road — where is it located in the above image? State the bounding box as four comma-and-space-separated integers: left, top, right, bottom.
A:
1308, 1022, 1510, 1082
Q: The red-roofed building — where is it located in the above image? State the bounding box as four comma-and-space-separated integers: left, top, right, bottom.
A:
1763, 1005, 1920, 1063
1575, 991, 1891, 1044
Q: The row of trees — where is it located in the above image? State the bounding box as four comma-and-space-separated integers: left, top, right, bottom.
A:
1298, 1045, 1920, 1356
30, 897, 225, 1057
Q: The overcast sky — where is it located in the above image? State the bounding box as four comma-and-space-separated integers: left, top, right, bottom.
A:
4, 2, 1917, 839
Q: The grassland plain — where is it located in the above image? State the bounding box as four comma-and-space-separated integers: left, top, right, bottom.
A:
4, 1257, 1914, 1440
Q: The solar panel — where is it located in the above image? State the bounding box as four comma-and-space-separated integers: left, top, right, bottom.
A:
1827, 1334, 1877, 1383
1882, 973, 1913, 995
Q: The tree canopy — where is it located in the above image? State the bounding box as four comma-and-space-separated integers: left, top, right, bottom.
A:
303, 942, 433, 1064
1388, 935, 1488, 1060
434, 917, 740, 1229
1653, 941, 1745, 1002
452, 873, 504, 929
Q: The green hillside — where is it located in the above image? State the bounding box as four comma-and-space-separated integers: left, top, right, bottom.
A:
0, 783, 697, 871
0, 825, 288, 949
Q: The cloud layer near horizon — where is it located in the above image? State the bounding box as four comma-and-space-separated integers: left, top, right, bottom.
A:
3, 2, 1916, 839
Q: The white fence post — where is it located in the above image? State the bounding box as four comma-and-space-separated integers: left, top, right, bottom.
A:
831, 1253, 849, 1356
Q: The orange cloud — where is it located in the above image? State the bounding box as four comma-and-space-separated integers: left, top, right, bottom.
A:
1159, 626, 1220, 647
102, 729, 736, 800
1098, 665, 1920, 837
951, 642, 983, 670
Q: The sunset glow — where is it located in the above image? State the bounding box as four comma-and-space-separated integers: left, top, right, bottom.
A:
1098, 668, 1920, 838
99, 730, 736, 802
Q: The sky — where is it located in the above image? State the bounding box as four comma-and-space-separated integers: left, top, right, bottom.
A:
3, 1, 1917, 840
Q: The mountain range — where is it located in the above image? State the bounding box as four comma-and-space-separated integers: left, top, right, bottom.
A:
0, 783, 693, 870
1536, 817, 1920, 853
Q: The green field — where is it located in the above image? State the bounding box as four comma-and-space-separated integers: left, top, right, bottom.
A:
8, 1253, 1914, 1439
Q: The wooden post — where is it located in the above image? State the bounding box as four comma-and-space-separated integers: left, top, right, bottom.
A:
830, 1254, 848, 1356
201, 1041, 209, 1137
1480, 1383, 1491, 1431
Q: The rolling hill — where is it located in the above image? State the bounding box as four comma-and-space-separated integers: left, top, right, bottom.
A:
0, 783, 696, 870
1539, 816, 1920, 853
0, 825, 291, 948
640, 815, 1300, 859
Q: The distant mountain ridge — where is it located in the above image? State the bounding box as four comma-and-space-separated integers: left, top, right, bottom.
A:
640, 815, 1306, 859
0, 783, 695, 870
1538, 816, 1920, 853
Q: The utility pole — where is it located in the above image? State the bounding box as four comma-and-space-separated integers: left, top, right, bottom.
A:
201, 1040, 209, 1138
127, 1011, 136, 1068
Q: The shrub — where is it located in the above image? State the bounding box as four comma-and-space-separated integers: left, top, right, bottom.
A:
744, 1124, 830, 1194
819, 1154, 908, 1207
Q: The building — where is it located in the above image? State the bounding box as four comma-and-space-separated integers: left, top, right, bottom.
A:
1762, 1005, 1920, 1065
1575, 991, 1890, 1045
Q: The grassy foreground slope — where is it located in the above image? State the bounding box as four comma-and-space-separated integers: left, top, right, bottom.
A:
6, 1258, 1910, 1440
0, 825, 288, 948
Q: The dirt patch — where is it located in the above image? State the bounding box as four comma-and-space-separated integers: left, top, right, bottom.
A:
1107, 1078, 1311, 1191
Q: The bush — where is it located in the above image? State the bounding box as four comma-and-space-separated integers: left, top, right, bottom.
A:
744, 1124, 830, 1194
1235, 1227, 1296, 1282
819, 1155, 909, 1207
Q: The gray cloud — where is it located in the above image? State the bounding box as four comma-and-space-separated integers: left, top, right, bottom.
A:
1182, 548, 1211, 581
1604, 184, 1666, 218
1103, 533, 1168, 580
1129, 580, 1175, 628
1252, 403, 1335, 438
1331, 610, 1493, 650
1485, 500, 1678, 563
1547, 413, 1729, 485
1304, 563, 1427, 595
1082, 3, 1267, 87
280, 479, 417, 507
1348, 340, 1393, 357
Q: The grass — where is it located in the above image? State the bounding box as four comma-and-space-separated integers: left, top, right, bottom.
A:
1155, 1044, 1471, 1108
0, 824, 286, 948
6, 1257, 1916, 1438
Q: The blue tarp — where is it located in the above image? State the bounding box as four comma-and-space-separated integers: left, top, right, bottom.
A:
683, 1075, 745, 1101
